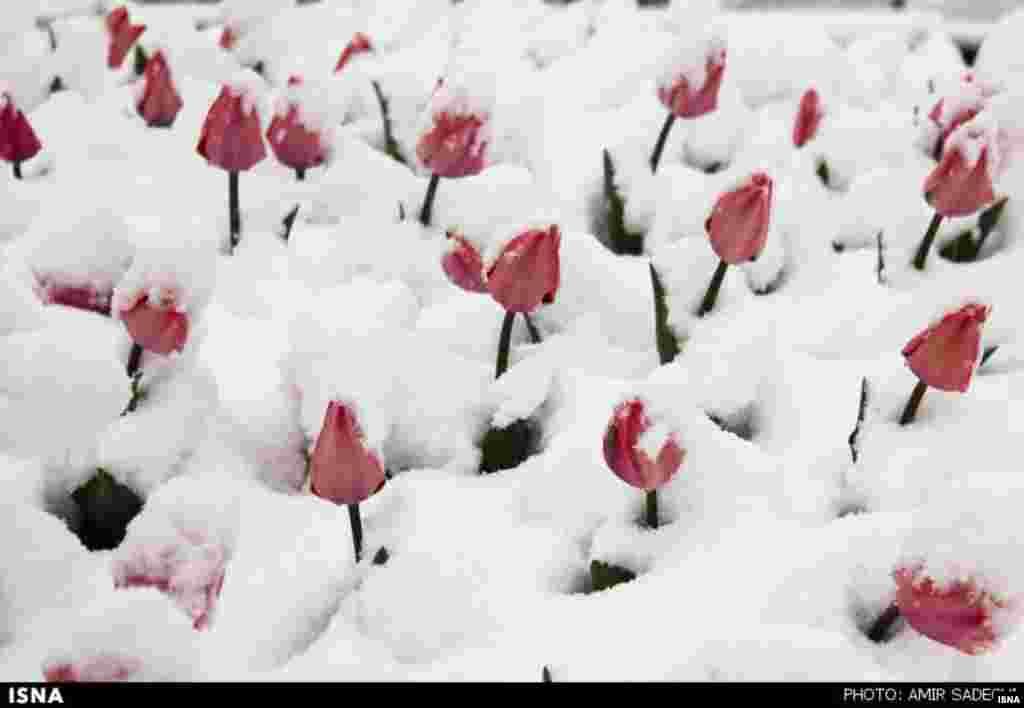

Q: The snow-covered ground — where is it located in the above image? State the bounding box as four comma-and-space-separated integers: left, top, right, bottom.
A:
3, 0, 1024, 682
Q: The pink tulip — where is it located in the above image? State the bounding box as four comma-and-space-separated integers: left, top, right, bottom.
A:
266, 77, 328, 175
113, 531, 227, 632
894, 563, 1016, 655
902, 302, 989, 393
106, 6, 146, 70
43, 654, 142, 682
36, 279, 113, 317
793, 88, 823, 148
442, 231, 487, 293
0, 90, 42, 168
705, 172, 773, 264
137, 51, 184, 128
486, 226, 561, 314
196, 85, 267, 173
310, 401, 386, 507
415, 89, 489, 179
657, 46, 727, 120
603, 399, 684, 491
924, 71, 1000, 160
120, 294, 189, 356
219, 25, 237, 51
923, 130, 996, 218
335, 32, 373, 74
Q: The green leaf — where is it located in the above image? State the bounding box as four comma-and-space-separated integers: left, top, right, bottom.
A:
603, 149, 644, 256
588, 560, 636, 593
479, 419, 536, 475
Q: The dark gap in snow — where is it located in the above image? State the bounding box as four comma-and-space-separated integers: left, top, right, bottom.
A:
956, 40, 980, 68
586, 560, 636, 593
68, 469, 145, 551
479, 418, 540, 475
707, 406, 756, 442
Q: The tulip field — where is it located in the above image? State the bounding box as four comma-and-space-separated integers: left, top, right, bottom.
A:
3, 0, 1024, 683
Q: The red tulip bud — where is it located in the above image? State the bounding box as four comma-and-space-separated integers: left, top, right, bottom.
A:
106, 6, 146, 70
442, 231, 487, 293
266, 78, 328, 173
894, 563, 1017, 655
657, 44, 726, 120
43, 654, 142, 682
36, 279, 112, 317
137, 51, 184, 128
120, 294, 189, 355
197, 84, 267, 173
310, 401, 386, 506
0, 91, 42, 165
603, 399, 684, 491
705, 171, 773, 264
902, 302, 989, 393
793, 88, 823, 148
923, 125, 997, 218
219, 25, 237, 51
335, 32, 373, 73
486, 225, 561, 314
415, 84, 490, 179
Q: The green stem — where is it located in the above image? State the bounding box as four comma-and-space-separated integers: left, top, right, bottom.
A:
348, 503, 363, 563
899, 380, 928, 426
419, 173, 440, 228
229, 171, 240, 253
524, 314, 542, 344
13, 161, 23, 180
912, 212, 944, 271
495, 311, 516, 379
697, 259, 729, 318
126, 343, 143, 379
645, 489, 658, 529
867, 603, 901, 642
649, 113, 676, 174
295, 167, 306, 182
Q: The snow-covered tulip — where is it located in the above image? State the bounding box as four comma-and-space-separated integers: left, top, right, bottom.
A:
698, 172, 774, 316
119, 292, 189, 389
310, 401, 387, 562
0, 89, 42, 180
44, 654, 142, 682
898, 302, 988, 425
650, 37, 727, 172
487, 226, 561, 315
603, 399, 684, 529
113, 533, 228, 631
335, 32, 372, 74
414, 80, 491, 226
197, 81, 267, 253
793, 88, 823, 148
267, 76, 328, 180
106, 6, 146, 70
442, 231, 487, 294
136, 51, 183, 128
892, 563, 1019, 655
914, 122, 999, 270
36, 279, 113, 317
922, 71, 999, 161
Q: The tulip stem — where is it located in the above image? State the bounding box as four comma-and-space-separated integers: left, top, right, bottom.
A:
295, 168, 306, 182
13, 161, 23, 180
419, 173, 440, 227
912, 212, 944, 271
126, 343, 143, 379
899, 380, 928, 426
649, 113, 676, 174
645, 489, 658, 529
496, 311, 516, 380
867, 603, 901, 642
524, 314, 542, 344
697, 259, 729, 317
228, 171, 240, 253
347, 503, 363, 563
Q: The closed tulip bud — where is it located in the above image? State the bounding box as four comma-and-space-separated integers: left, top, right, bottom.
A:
415, 85, 490, 179
923, 124, 997, 218
902, 302, 989, 393
705, 172, 773, 264
335, 32, 373, 73
197, 84, 267, 173
0, 90, 43, 167
603, 399, 684, 491
442, 231, 487, 293
106, 6, 146, 70
657, 42, 726, 120
893, 563, 1019, 655
793, 88, 823, 148
136, 51, 183, 128
486, 225, 561, 314
43, 654, 142, 682
310, 401, 386, 507
266, 76, 328, 174
219, 25, 238, 51
120, 294, 189, 356
36, 279, 112, 317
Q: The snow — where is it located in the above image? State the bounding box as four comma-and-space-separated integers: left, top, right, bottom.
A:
2, 0, 1024, 685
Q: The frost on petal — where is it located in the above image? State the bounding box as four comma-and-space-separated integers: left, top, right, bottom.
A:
656, 33, 727, 120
